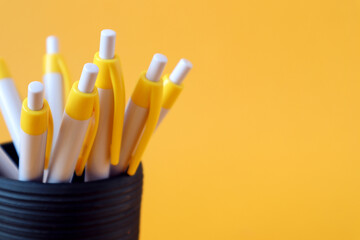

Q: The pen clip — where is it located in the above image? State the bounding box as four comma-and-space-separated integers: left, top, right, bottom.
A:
127, 73, 163, 176
93, 53, 125, 166
44, 100, 53, 169
108, 57, 125, 166
162, 75, 184, 109
74, 88, 100, 176
57, 55, 71, 99
43, 54, 71, 99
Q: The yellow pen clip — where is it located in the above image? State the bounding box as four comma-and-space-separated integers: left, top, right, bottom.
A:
67, 82, 100, 176
162, 75, 184, 110
43, 53, 71, 97
44, 101, 53, 169
93, 52, 125, 166
20, 99, 53, 169
127, 71, 163, 176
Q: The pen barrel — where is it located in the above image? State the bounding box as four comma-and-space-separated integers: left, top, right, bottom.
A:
86, 88, 114, 182
47, 113, 90, 183
111, 100, 148, 175
0, 142, 143, 240
18, 130, 47, 181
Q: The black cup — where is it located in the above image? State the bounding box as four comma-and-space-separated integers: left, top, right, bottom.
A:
0, 142, 143, 240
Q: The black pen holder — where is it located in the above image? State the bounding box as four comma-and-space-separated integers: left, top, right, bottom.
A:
0, 142, 143, 240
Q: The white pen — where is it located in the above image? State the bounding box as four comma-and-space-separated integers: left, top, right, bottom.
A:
43, 36, 71, 149
85, 29, 125, 182
19, 81, 53, 182
47, 63, 99, 183
0, 58, 22, 154
157, 58, 192, 127
0, 147, 18, 179
111, 53, 167, 176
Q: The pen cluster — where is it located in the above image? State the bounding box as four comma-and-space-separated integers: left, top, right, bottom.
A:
0, 29, 192, 184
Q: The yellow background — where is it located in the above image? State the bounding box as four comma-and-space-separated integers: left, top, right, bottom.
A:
0, 0, 360, 239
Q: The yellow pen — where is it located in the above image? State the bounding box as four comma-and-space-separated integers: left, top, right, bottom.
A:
78, 29, 125, 181
19, 81, 53, 182
157, 58, 192, 128
47, 63, 99, 183
43, 36, 71, 148
111, 53, 166, 176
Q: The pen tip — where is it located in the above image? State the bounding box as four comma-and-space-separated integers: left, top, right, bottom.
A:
99, 29, 116, 59
46, 36, 59, 54
146, 53, 168, 82
78, 63, 99, 93
27, 81, 44, 111
169, 58, 193, 85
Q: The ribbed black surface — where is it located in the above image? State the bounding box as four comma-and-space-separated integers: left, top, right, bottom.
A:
0, 143, 143, 240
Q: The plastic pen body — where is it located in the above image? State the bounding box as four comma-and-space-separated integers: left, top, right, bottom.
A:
47, 113, 89, 183
111, 100, 148, 175
19, 130, 47, 181
156, 59, 192, 128
19, 82, 52, 182
47, 63, 99, 183
43, 36, 71, 148
85, 88, 113, 181
0, 77, 21, 153
111, 53, 167, 176
86, 30, 125, 181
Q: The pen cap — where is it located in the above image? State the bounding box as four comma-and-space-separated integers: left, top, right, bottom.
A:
0, 142, 143, 240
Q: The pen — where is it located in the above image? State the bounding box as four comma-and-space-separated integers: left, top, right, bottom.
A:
81, 29, 125, 182
157, 58, 192, 127
0, 58, 22, 154
43, 36, 71, 148
0, 147, 18, 180
19, 81, 53, 182
47, 63, 99, 183
111, 53, 166, 176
